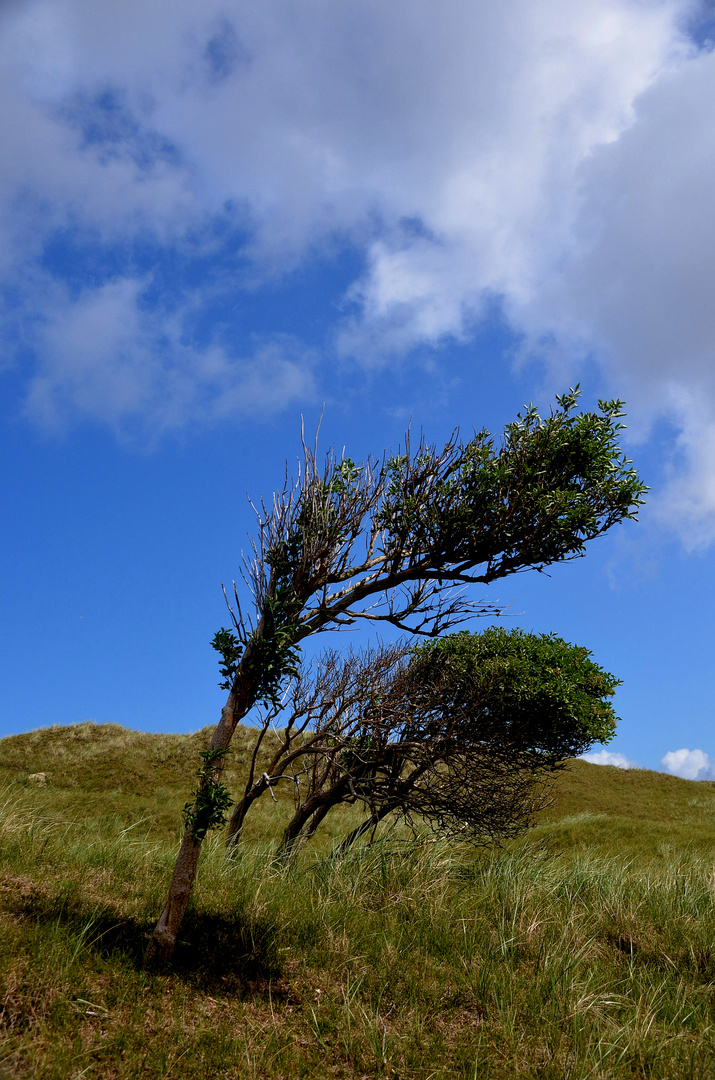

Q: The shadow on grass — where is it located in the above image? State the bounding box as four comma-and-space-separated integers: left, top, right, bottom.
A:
171, 908, 283, 994
1, 880, 283, 996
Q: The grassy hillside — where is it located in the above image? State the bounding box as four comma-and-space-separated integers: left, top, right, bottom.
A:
4, 721, 715, 854
542, 757, 715, 857
2, 723, 715, 1079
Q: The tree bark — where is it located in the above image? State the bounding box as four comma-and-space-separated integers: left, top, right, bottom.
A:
275, 799, 334, 863
225, 784, 266, 846
145, 696, 241, 966
144, 828, 202, 967
330, 804, 395, 857
299, 801, 333, 844
275, 792, 328, 861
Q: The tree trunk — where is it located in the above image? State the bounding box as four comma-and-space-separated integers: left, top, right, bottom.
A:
275, 792, 331, 861
225, 784, 266, 847
275, 800, 334, 863
144, 828, 201, 967
299, 801, 333, 844
331, 804, 395, 857
145, 694, 243, 966
275, 769, 365, 861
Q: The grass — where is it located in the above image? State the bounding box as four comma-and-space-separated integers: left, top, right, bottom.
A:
2, 723, 715, 1078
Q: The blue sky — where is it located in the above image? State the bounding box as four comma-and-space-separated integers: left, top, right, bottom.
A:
1, 0, 715, 779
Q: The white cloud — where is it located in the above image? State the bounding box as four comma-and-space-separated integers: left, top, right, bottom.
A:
512, 44, 715, 545
4, 0, 715, 499
580, 749, 639, 769
661, 748, 715, 780
23, 276, 315, 437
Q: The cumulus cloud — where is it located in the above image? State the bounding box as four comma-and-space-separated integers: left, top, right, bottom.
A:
513, 45, 715, 546
661, 748, 715, 780
23, 276, 315, 437
3, 0, 715, 506
580, 749, 639, 769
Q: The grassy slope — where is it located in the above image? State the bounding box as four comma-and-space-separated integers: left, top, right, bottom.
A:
2, 723, 715, 1079
4, 721, 715, 853
0, 722, 364, 846
540, 757, 715, 857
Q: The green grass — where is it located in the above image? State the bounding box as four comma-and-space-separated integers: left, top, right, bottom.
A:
2, 723, 715, 1078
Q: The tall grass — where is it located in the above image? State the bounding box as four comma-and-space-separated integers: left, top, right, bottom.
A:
2, 779, 715, 1079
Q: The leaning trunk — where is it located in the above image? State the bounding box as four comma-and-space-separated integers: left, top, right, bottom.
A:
331, 803, 395, 857
275, 799, 334, 863
226, 784, 267, 847
145, 677, 253, 965
275, 793, 327, 862
144, 828, 202, 967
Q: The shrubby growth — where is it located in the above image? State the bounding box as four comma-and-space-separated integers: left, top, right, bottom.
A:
147, 390, 645, 965
235, 628, 619, 860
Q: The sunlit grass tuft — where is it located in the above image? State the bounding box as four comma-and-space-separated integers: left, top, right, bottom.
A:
3, 726, 715, 1077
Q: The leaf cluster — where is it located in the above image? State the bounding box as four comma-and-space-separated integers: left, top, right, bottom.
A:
211, 629, 243, 691
269, 628, 621, 857
408, 626, 619, 762
212, 587, 301, 708
221, 389, 645, 715
245, 587, 302, 707
182, 747, 234, 843
375, 389, 646, 580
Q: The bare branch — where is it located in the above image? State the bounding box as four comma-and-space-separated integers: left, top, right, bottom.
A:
148, 391, 645, 965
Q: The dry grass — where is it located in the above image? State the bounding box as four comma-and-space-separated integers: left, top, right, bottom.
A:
1, 723, 715, 1078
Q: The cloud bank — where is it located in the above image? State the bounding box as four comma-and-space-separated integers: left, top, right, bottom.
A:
2, 0, 715, 539
24, 275, 315, 437
580, 750, 639, 770
661, 748, 715, 780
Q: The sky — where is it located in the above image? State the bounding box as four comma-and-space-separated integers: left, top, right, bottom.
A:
1, 0, 715, 778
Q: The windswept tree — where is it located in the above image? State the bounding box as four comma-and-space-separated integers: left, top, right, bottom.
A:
146, 390, 646, 966
261, 628, 620, 861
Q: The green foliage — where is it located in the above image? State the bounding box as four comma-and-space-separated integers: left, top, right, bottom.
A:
272, 629, 621, 855
244, 587, 302, 707
212, 594, 301, 706
182, 747, 234, 843
266, 456, 364, 584
376, 388, 647, 575
409, 626, 619, 760
233, 465, 365, 709
329, 457, 363, 494
210, 628, 243, 690
213, 391, 642, 773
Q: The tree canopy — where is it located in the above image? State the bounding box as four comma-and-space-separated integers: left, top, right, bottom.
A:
271, 628, 620, 858
146, 389, 645, 967
408, 627, 619, 763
